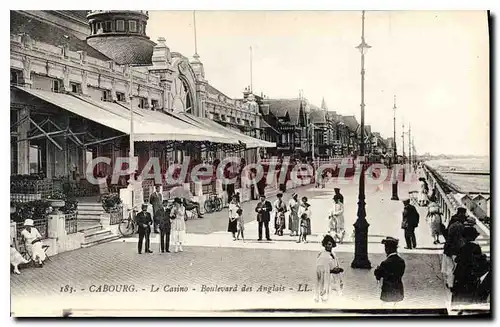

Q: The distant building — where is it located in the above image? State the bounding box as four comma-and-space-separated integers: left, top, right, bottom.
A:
471, 194, 488, 219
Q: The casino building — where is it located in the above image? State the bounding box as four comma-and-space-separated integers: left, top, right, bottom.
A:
10, 10, 273, 189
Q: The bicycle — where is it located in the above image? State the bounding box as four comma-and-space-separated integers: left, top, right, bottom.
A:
204, 194, 223, 213
118, 208, 138, 237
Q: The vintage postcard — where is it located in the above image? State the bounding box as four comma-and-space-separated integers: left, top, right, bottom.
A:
9, 9, 490, 317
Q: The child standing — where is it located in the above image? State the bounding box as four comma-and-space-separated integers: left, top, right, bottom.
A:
297, 198, 312, 243
298, 213, 310, 243
236, 208, 244, 241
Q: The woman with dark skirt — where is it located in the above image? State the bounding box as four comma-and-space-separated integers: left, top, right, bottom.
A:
227, 196, 240, 241
452, 225, 487, 305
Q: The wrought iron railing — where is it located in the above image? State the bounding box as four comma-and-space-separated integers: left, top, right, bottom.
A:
110, 211, 123, 225
64, 212, 78, 234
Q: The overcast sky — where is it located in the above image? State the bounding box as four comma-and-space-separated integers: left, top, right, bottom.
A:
147, 10, 489, 156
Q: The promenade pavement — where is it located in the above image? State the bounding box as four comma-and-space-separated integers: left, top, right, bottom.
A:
11, 177, 451, 316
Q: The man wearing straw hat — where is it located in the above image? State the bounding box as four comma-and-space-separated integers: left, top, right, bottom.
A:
374, 237, 406, 307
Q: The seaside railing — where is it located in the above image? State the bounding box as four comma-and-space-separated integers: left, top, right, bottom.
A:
423, 164, 490, 236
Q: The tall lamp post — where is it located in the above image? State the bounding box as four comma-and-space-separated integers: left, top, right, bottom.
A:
401, 121, 406, 182
408, 123, 412, 169
351, 10, 371, 269
128, 65, 135, 183
391, 95, 399, 200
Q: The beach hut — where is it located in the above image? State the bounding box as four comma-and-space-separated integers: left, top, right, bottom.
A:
472, 194, 488, 219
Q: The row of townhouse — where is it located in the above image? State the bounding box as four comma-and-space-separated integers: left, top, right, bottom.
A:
251, 96, 391, 160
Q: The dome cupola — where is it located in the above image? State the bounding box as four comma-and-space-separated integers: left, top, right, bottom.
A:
86, 10, 155, 65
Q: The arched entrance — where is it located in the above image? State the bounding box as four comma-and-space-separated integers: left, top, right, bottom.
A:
170, 58, 198, 115
170, 75, 194, 114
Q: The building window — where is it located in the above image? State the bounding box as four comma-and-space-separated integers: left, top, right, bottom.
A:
151, 99, 159, 110
104, 21, 112, 32
10, 69, 23, 85
29, 145, 42, 174
102, 89, 112, 102
221, 115, 226, 122
70, 82, 82, 94
116, 92, 126, 102
116, 20, 125, 32
52, 79, 62, 93
138, 97, 148, 109
128, 20, 137, 32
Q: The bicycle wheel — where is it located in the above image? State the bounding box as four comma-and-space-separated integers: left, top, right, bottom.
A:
215, 198, 223, 211
204, 199, 214, 213
118, 219, 135, 237
189, 209, 198, 220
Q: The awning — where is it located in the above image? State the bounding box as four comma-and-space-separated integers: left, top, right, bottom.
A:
14, 87, 237, 144
178, 112, 276, 148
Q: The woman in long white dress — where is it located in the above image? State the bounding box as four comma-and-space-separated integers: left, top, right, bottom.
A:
314, 235, 343, 302
417, 178, 429, 206
20, 219, 46, 266
426, 202, 443, 244
328, 198, 345, 243
169, 198, 187, 253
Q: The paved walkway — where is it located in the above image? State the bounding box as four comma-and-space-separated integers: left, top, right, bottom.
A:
11, 179, 454, 316
119, 177, 443, 254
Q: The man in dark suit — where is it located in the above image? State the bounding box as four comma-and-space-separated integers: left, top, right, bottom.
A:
136, 204, 153, 254
155, 200, 172, 253
401, 199, 419, 249
374, 237, 406, 305
149, 185, 163, 233
255, 195, 273, 241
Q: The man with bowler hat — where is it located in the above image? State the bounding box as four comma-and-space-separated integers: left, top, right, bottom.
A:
155, 200, 172, 253
401, 199, 420, 249
374, 237, 406, 305
136, 204, 153, 254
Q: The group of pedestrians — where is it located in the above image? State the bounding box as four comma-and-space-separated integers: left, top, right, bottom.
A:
135, 197, 188, 254
226, 187, 347, 245
441, 207, 491, 305
254, 192, 314, 243
226, 191, 314, 243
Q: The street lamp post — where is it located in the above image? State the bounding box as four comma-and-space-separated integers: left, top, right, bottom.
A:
401, 122, 406, 182
408, 123, 412, 169
311, 123, 315, 161
351, 10, 371, 270
391, 95, 399, 200
129, 65, 135, 183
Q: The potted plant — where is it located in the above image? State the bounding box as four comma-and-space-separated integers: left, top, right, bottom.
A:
47, 191, 66, 212
101, 193, 123, 213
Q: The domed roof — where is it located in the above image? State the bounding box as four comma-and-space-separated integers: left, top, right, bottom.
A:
87, 35, 155, 65
85, 10, 154, 65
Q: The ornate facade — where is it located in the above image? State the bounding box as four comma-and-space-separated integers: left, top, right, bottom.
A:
10, 10, 270, 179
